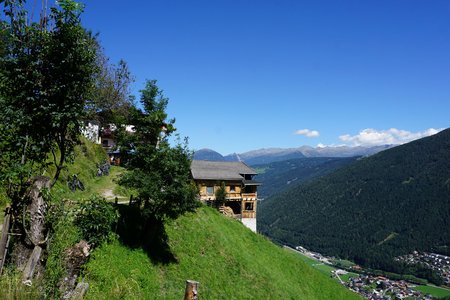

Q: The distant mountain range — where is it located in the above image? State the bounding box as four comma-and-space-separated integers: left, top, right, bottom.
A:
194, 144, 395, 165
258, 128, 450, 274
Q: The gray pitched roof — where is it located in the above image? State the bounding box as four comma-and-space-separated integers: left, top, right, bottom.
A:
243, 179, 261, 186
191, 160, 257, 181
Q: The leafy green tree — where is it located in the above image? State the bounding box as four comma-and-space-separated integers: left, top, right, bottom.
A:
86, 44, 135, 126
0, 0, 97, 190
119, 80, 198, 224
117, 80, 198, 261
0, 0, 98, 276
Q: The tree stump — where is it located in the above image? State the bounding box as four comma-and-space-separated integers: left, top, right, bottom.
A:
184, 280, 199, 300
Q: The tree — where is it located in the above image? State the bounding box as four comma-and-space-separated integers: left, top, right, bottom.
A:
0, 0, 97, 189
119, 80, 198, 224
117, 80, 198, 261
86, 44, 135, 126
0, 0, 97, 282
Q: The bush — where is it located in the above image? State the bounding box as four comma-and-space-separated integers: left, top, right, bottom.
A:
75, 195, 119, 246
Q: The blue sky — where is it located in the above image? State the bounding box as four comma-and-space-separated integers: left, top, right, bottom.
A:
77, 1, 448, 154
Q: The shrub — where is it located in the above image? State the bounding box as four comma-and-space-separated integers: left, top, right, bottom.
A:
75, 195, 119, 246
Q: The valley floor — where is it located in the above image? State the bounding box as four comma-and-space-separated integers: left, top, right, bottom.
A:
285, 246, 450, 299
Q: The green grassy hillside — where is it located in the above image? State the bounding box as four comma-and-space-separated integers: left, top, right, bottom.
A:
259, 128, 450, 271
2, 138, 359, 299
0, 139, 108, 225
83, 206, 360, 299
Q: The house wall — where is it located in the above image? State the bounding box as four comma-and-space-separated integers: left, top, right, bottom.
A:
197, 180, 243, 200
241, 218, 257, 232
242, 200, 257, 218
194, 179, 258, 233
81, 122, 101, 144
101, 137, 116, 149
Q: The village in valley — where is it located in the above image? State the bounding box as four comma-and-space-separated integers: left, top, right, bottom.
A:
289, 245, 450, 300
394, 252, 450, 287
346, 274, 430, 300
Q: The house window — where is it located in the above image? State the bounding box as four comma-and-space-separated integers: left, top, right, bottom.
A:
102, 139, 109, 147
206, 186, 214, 195
245, 202, 254, 211
229, 185, 235, 192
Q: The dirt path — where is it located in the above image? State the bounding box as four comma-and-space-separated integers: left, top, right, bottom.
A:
101, 188, 127, 202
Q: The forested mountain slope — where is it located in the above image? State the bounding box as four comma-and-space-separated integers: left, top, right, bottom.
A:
259, 128, 450, 270
254, 157, 358, 199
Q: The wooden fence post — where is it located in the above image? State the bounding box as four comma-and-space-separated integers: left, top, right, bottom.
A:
184, 280, 199, 300
0, 207, 11, 275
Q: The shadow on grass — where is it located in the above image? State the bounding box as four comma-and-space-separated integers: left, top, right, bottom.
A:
115, 204, 177, 265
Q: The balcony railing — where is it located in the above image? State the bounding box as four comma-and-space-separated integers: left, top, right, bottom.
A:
199, 192, 258, 201
241, 193, 257, 200
225, 192, 241, 200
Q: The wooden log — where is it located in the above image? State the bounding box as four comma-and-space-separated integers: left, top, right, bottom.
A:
0, 207, 11, 275
69, 282, 89, 300
27, 176, 51, 246
184, 280, 199, 300
22, 245, 42, 283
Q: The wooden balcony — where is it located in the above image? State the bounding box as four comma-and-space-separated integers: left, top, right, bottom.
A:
225, 192, 241, 200
199, 192, 257, 201
241, 193, 257, 200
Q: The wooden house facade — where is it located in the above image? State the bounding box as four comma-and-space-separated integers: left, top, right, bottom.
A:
190, 160, 261, 232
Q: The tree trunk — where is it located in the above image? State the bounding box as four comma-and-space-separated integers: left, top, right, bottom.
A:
26, 176, 51, 246
20, 176, 51, 283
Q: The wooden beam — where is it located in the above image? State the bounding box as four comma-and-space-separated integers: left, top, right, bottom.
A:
0, 207, 11, 275
22, 245, 42, 284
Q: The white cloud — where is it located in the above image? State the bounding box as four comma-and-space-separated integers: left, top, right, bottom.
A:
316, 143, 346, 148
339, 128, 444, 146
294, 129, 320, 138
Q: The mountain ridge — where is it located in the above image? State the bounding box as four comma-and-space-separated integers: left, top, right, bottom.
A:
258, 128, 450, 271
194, 144, 395, 165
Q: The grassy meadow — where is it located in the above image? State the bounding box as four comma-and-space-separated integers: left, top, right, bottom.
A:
83, 206, 361, 299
